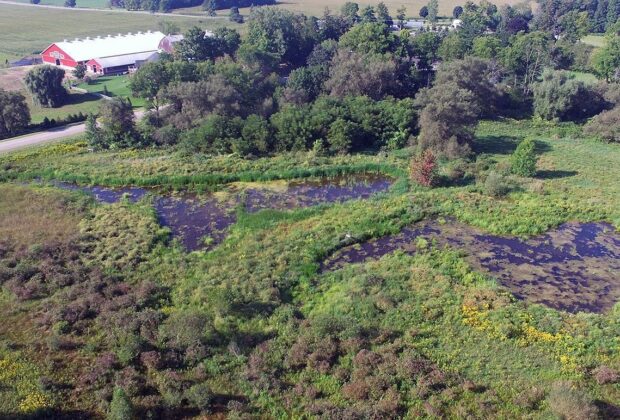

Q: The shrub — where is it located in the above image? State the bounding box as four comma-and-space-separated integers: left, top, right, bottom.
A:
410, 149, 438, 187
185, 382, 213, 411
547, 381, 599, 420
592, 365, 619, 385
511, 138, 537, 177
584, 106, 620, 143
532, 69, 606, 121
483, 171, 511, 197
108, 387, 133, 420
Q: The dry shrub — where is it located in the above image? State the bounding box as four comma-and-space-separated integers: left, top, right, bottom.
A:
410, 149, 438, 187
592, 365, 619, 385
515, 386, 545, 409
548, 381, 599, 420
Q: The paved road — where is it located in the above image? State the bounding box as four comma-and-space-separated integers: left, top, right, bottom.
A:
0, 0, 223, 18
0, 110, 146, 154
0, 123, 87, 154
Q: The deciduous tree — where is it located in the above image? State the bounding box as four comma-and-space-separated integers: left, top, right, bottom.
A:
0, 89, 30, 139
24, 65, 67, 108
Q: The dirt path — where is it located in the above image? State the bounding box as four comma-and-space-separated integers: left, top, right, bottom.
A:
0, 0, 221, 18
0, 109, 145, 154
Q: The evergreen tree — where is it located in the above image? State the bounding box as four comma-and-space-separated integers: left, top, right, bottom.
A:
594, 0, 608, 32
229, 6, 243, 23
396, 6, 407, 28
607, 0, 619, 30
85, 113, 104, 150
427, 0, 439, 23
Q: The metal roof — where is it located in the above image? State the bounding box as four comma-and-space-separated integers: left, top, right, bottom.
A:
51, 31, 166, 62
90, 51, 159, 68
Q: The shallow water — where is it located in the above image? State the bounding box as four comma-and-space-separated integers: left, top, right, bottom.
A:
244, 173, 392, 212
322, 220, 620, 313
54, 173, 392, 251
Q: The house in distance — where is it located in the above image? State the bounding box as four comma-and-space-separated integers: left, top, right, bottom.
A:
40, 31, 182, 75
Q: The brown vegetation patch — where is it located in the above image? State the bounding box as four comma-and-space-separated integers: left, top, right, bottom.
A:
0, 185, 85, 250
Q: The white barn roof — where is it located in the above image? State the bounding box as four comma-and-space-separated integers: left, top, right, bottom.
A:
91, 51, 159, 68
53, 31, 166, 62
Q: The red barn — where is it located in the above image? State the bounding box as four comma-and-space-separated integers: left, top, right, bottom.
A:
41, 31, 182, 75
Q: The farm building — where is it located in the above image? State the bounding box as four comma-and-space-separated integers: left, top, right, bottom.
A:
41, 31, 182, 75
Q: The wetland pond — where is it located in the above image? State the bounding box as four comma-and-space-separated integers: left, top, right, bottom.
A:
322, 220, 620, 314
54, 173, 393, 251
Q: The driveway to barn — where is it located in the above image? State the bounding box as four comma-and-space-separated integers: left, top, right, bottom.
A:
0, 0, 221, 18
0, 109, 146, 154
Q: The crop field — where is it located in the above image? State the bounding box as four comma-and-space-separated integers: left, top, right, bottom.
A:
0, 3, 229, 62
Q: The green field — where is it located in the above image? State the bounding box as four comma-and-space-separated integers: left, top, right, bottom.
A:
174, 0, 529, 18
9, 0, 109, 7
0, 3, 230, 62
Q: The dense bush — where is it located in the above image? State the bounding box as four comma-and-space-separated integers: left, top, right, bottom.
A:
179, 96, 415, 155
511, 138, 537, 176
585, 106, 620, 142
532, 69, 606, 121
483, 171, 512, 197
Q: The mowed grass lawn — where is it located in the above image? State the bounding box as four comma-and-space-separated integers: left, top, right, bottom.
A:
78, 75, 145, 108
29, 91, 103, 123
0, 3, 228, 60
0, 66, 104, 124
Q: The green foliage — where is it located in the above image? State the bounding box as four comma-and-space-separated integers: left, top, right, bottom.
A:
72, 63, 87, 80
438, 33, 469, 61
174, 26, 241, 62
427, 0, 439, 23
510, 138, 537, 176
129, 61, 170, 110
24, 65, 67, 108
483, 170, 511, 196
414, 82, 479, 158
533, 69, 608, 121
327, 118, 357, 154
108, 387, 133, 420
339, 22, 397, 55
0, 88, 30, 139
592, 35, 620, 81
96, 97, 141, 149
244, 8, 317, 66
501, 32, 551, 95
